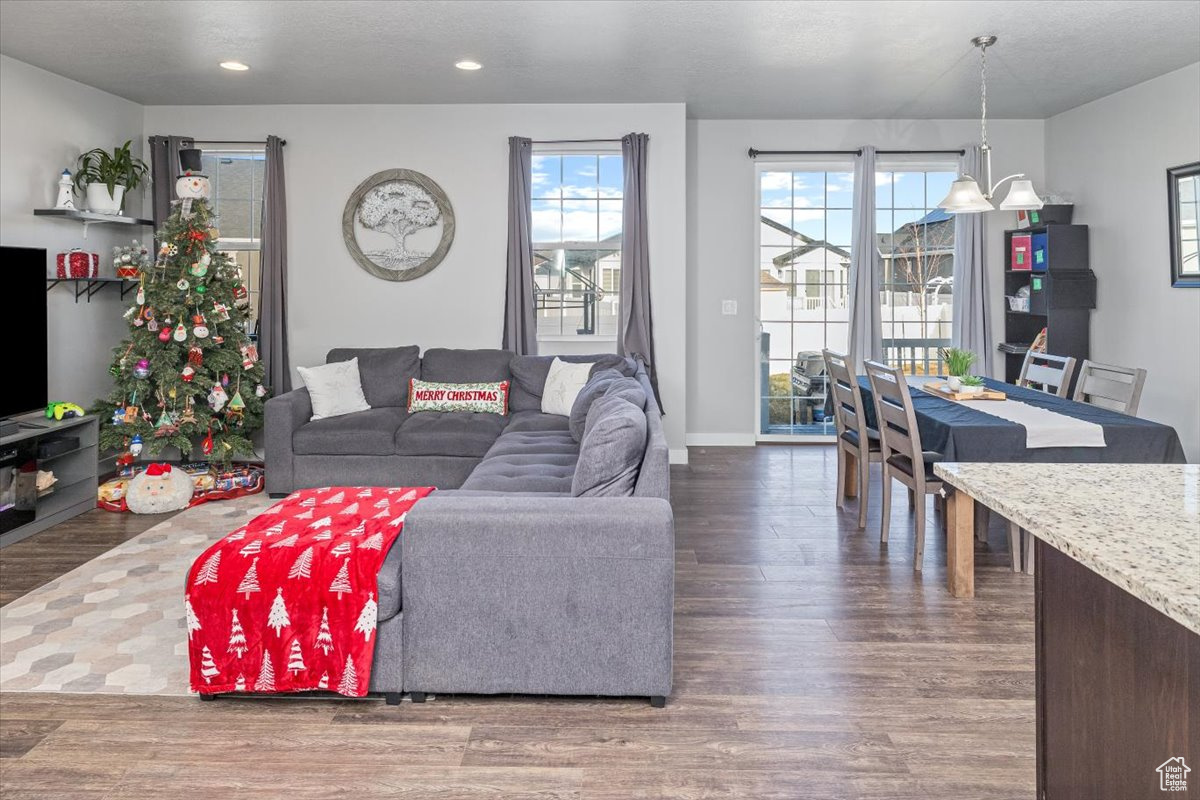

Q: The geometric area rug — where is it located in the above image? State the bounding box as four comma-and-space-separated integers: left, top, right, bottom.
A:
0, 495, 273, 696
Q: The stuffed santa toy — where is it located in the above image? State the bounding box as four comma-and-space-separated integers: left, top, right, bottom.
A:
125, 463, 194, 514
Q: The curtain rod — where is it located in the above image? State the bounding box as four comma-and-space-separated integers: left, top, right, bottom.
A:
748, 147, 963, 158
190, 139, 286, 146
532, 138, 622, 144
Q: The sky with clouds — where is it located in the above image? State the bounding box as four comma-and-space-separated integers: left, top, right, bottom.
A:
532, 154, 623, 243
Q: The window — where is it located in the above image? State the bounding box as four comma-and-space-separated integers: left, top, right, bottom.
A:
200, 149, 266, 332
875, 165, 958, 375
531, 150, 623, 339
758, 165, 853, 435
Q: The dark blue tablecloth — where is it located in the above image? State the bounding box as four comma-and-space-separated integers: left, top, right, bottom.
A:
857, 376, 1186, 464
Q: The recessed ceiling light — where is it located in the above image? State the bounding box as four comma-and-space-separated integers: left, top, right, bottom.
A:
455, 60, 482, 71
220, 61, 250, 71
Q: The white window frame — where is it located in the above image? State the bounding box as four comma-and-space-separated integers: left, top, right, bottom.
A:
203, 145, 266, 329
752, 157, 855, 443
532, 142, 623, 344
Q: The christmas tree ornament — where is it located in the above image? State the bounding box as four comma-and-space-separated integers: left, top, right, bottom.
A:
123, 305, 138, 320
133, 359, 151, 379
158, 327, 171, 342
240, 343, 259, 370
142, 306, 155, 322
212, 301, 230, 321
129, 434, 143, 456
255, 383, 267, 398
195, 284, 207, 295
167, 243, 178, 257
190, 260, 208, 277
124, 405, 140, 424
155, 410, 172, 430
173, 322, 187, 342
133, 314, 144, 327
135, 281, 145, 305
111, 408, 125, 425
188, 346, 203, 365
147, 319, 159, 332
168, 386, 177, 400
181, 365, 196, 382
180, 399, 197, 425
208, 383, 229, 412
116, 451, 134, 467
212, 334, 225, 344
202, 426, 214, 455
194, 321, 210, 339
176, 277, 190, 291
221, 373, 230, 387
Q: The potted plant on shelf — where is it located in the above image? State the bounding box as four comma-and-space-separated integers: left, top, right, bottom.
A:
939, 347, 977, 391
73, 140, 149, 215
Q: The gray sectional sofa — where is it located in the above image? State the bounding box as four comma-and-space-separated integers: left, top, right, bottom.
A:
263, 347, 673, 706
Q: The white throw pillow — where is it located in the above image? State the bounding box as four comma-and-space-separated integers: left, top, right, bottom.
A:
541, 358, 595, 417
297, 358, 371, 420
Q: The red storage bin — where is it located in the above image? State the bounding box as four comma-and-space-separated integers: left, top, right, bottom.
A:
1010, 234, 1032, 271
56, 249, 99, 278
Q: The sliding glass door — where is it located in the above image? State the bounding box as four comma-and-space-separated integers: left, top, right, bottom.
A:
756, 164, 853, 439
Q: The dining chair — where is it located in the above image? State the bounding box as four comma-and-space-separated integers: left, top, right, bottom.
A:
822, 350, 882, 530
864, 360, 944, 570
1017, 351, 1077, 398
1073, 360, 1148, 415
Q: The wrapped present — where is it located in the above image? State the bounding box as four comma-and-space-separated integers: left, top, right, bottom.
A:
56, 248, 99, 278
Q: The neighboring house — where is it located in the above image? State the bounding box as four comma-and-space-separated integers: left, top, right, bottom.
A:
760, 216, 851, 309
533, 233, 622, 336
878, 207, 955, 301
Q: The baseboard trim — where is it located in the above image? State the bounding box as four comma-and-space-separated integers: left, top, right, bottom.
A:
668, 448, 689, 465
684, 433, 756, 447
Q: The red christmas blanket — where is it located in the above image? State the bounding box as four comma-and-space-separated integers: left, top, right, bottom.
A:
186, 486, 434, 696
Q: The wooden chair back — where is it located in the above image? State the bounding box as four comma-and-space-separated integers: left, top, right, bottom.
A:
864, 360, 925, 466
1017, 351, 1077, 398
1072, 360, 1147, 415
822, 350, 869, 447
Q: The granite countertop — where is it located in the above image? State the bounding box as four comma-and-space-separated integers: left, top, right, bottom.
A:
934, 462, 1200, 635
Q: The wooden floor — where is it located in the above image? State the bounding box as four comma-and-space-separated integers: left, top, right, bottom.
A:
0, 445, 1036, 799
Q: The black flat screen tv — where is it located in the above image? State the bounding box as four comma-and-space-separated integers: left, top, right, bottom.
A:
1, 247, 48, 419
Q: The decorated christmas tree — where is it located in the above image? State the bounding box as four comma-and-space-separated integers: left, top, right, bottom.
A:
94, 147, 268, 468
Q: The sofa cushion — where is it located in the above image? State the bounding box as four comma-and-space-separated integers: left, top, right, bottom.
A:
460, 430, 580, 493
603, 376, 648, 411
408, 379, 509, 415
326, 346, 420, 407
292, 407, 409, 455
421, 348, 512, 384
572, 396, 647, 497
509, 354, 635, 411
395, 411, 507, 458
505, 410, 570, 433
297, 358, 371, 420
568, 368, 625, 442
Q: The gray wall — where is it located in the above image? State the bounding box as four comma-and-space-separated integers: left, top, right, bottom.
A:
141, 103, 689, 461
1046, 63, 1200, 462
686, 117, 1047, 444
0, 55, 146, 407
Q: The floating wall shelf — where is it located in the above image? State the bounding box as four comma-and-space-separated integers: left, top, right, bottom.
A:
34, 208, 153, 239
46, 277, 137, 303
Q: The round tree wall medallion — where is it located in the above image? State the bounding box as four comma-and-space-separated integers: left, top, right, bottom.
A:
342, 169, 455, 281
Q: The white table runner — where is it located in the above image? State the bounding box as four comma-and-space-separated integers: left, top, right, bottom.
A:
948, 396, 1107, 449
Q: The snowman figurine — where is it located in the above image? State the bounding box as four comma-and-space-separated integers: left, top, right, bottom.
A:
175, 148, 210, 218
55, 169, 76, 210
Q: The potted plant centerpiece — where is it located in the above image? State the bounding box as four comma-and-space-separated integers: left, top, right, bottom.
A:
73, 140, 149, 215
939, 347, 978, 392
958, 375, 986, 396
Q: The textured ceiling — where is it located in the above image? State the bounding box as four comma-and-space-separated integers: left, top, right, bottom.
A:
1, 0, 1197, 118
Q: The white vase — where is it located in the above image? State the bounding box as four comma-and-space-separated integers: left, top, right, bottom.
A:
85, 183, 125, 215
947, 376, 963, 391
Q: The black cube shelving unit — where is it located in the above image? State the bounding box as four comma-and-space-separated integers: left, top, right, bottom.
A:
1001, 224, 1096, 385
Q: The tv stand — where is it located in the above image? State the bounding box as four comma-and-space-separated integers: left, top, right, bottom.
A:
1, 412, 98, 548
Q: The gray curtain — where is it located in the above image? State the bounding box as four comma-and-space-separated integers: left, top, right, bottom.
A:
147, 135, 192, 238
502, 136, 537, 355
847, 145, 883, 372
619, 133, 661, 407
259, 135, 291, 393
952, 144, 993, 376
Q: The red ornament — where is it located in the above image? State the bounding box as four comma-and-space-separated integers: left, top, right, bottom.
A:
188, 346, 204, 366
116, 452, 134, 467
202, 427, 214, 455
158, 327, 172, 342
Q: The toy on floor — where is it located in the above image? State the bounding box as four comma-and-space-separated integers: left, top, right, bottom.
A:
125, 463, 195, 514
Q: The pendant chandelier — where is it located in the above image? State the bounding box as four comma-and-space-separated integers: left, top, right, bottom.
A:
939, 35, 1044, 214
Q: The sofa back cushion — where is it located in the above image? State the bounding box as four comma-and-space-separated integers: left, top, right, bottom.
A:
604, 376, 648, 411
509, 353, 635, 412
326, 346, 420, 407
568, 368, 625, 442
571, 395, 647, 497
422, 348, 513, 384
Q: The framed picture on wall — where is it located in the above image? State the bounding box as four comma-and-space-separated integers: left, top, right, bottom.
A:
1167, 161, 1199, 288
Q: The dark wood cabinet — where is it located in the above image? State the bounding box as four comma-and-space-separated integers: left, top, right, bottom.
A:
1036, 541, 1199, 799
1001, 224, 1097, 387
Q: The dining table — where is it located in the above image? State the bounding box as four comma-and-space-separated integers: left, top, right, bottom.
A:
852, 374, 1188, 597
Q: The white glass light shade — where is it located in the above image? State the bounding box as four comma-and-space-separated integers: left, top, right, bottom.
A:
998, 179, 1045, 211
938, 177, 995, 213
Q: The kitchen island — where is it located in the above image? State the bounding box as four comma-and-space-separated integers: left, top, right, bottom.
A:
935, 462, 1199, 800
